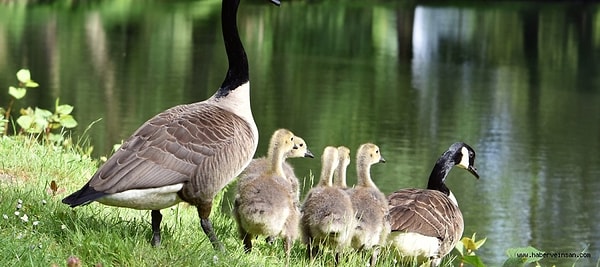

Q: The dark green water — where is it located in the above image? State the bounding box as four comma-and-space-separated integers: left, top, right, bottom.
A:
1, 1, 599, 265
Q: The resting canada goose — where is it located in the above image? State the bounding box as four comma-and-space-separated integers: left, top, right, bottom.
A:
347, 143, 389, 265
233, 129, 313, 261
300, 146, 355, 263
387, 142, 479, 267
332, 146, 351, 188
239, 135, 313, 206
62, 0, 281, 250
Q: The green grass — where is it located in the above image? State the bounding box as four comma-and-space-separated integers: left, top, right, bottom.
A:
0, 135, 454, 266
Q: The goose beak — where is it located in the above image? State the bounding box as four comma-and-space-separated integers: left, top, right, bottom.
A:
269, 0, 281, 6
305, 149, 315, 158
468, 165, 480, 179
379, 156, 386, 163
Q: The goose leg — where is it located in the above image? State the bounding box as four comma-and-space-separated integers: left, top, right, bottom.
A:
306, 237, 318, 261
370, 246, 380, 266
242, 233, 253, 253
283, 236, 292, 266
197, 203, 224, 251
151, 210, 162, 247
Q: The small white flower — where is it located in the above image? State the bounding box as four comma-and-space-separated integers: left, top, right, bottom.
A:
33, 221, 39, 226
20, 214, 29, 222
212, 255, 219, 264
16, 233, 24, 239
61, 224, 67, 230
14, 211, 20, 216
17, 199, 23, 204
16, 203, 22, 210
2, 214, 8, 220
41, 200, 47, 205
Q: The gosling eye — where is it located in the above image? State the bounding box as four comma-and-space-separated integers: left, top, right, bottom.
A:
299, 143, 304, 147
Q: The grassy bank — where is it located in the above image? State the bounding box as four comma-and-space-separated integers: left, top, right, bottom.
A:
1, 136, 440, 266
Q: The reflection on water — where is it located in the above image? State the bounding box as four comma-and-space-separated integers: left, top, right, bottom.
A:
1, 1, 600, 266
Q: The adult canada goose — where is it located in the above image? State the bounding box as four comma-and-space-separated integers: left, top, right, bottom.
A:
62, 0, 281, 250
347, 143, 389, 266
300, 146, 355, 263
233, 129, 313, 261
387, 142, 479, 266
332, 146, 351, 188
239, 134, 313, 206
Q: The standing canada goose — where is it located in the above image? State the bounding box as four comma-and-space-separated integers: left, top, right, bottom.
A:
347, 143, 389, 266
387, 142, 479, 266
233, 129, 313, 262
300, 146, 356, 263
239, 134, 313, 206
332, 146, 351, 188
62, 0, 281, 250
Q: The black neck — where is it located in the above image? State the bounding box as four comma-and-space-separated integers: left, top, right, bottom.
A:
426, 151, 454, 196
217, 0, 249, 97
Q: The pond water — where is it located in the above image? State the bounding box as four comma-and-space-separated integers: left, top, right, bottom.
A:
1, 1, 599, 265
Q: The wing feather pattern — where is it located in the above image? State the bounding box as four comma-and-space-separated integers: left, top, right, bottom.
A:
63, 103, 254, 207
387, 188, 463, 248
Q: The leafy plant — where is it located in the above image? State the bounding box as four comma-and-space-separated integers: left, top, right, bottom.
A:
455, 233, 487, 267
3, 69, 39, 135
3, 69, 78, 145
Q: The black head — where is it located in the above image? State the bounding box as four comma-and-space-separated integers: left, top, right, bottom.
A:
448, 142, 479, 179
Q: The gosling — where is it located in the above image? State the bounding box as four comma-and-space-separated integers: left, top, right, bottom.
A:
233, 129, 313, 262
300, 146, 356, 264
347, 143, 389, 266
239, 135, 313, 206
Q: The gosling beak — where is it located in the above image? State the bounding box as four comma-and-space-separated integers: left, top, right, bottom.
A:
270, 0, 281, 6
305, 149, 315, 158
379, 156, 386, 163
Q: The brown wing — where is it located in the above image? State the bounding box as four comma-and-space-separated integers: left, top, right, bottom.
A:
387, 188, 463, 243
89, 103, 247, 193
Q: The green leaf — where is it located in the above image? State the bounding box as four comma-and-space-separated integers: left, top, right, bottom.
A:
16, 69, 31, 83
59, 115, 78, 128
475, 237, 487, 250
34, 107, 53, 119
33, 117, 48, 133
16, 115, 33, 130
8, 86, 27, 99
462, 255, 486, 267
462, 237, 478, 251
25, 80, 39, 88
455, 239, 465, 256
56, 104, 74, 115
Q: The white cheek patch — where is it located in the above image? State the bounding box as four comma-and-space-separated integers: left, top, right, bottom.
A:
458, 147, 470, 170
